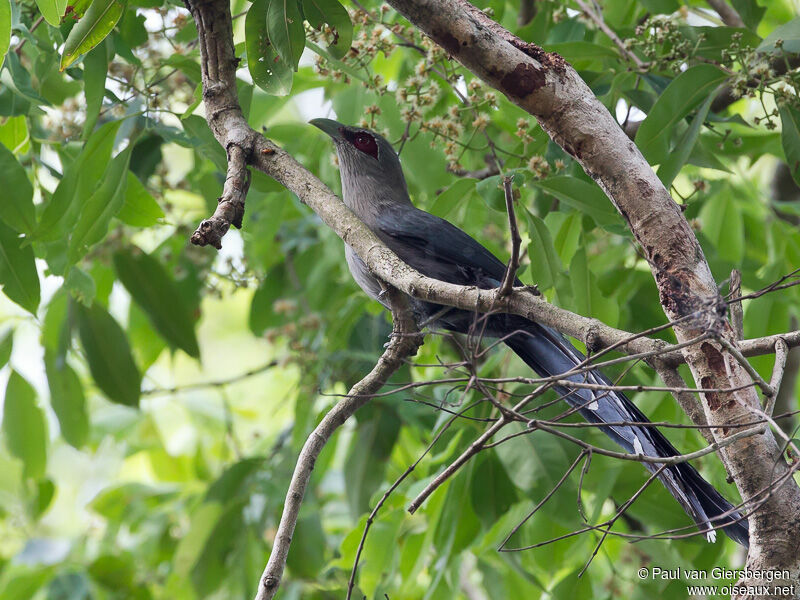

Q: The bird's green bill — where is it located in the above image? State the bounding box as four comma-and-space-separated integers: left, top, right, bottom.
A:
310, 118, 344, 140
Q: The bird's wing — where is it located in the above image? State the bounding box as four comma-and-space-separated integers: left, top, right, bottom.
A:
374, 206, 520, 289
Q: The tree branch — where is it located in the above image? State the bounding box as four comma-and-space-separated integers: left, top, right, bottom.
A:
573, 0, 646, 69
729, 269, 744, 340
498, 175, 521, 296
706, 0, 745, 28
255, 286, 421, 600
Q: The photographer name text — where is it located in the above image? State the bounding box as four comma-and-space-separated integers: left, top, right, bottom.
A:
639, 567, 792, 583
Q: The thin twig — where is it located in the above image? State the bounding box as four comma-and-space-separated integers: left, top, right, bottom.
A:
729, 269, 743, 340
14, 15, 44, 56
499, 176, 521, 297
573, 0, 646, 69
729, 267, 800, 304
766, 338, 789, 417
498, 450, 589, 549
142, 360, 279, 395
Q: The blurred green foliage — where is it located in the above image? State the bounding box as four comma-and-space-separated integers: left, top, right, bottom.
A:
0, 0, 798, 598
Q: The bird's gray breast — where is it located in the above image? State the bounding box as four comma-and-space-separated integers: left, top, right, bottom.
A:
344, 244, 389, 309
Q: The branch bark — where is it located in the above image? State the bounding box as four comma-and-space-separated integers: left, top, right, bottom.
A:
382, 0, 800, 589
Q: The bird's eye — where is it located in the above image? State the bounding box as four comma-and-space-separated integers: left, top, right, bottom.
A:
351, 132, 378, 159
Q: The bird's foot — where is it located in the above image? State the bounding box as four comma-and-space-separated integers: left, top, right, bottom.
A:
525, 284, 541, 297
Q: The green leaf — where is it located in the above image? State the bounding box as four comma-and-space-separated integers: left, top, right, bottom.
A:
67, 145, 132, 263
476, 175, 506, 212
266, 0, 305, 70
45, 350, 89, 449
47, 572, 90, 600
34, 0, 68, 25
780, 105, 800, 187
245, 0, 293, 96
0, 0, 10, 66
82, 43, 108, 139
730, 0, 764, 30
60, 0, 125, 71
343, 406, 400, 518
118, 7, 147, 47
679, 26, 760, 61
757, 17, 800, 54
64, 265, 96, 305
37, 120, 120, 240
5, 52, 49, 106
569, 247, 619, 326
286, 513, 327, 578
525, 211, 562, 292
249, 263, 289, 334
34, 478, 55, 518
657, 93, 713, 188
305, 39, 366, 82
302, 0, 352, 59
470, 454, 517, 527
42, 289, 70, 355
548, 211, 582, 265
118, 172, 164, 226
164, 54, 202, 84
494, 422, 573, 495
638, 0, 678, 13
530, 176, 624, 233
68, 0, 93, 19
699, 192, 744, 263
0, 116, 30, 154
113, 249, 200, 358
636, 65, 728, 164
76, 301, 141, 407
430, 178, 477, 218
0, 142, 35, 233
543, 41, 618, 62
3, 371, 47, 479
0, 222, 40, 314
181, 115, 226, 171
0, 328, 12, 368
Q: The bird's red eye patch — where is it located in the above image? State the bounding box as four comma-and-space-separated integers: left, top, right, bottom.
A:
345, 130, 378, 159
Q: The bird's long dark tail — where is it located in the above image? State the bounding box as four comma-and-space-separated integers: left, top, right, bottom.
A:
499, 317, 749, 546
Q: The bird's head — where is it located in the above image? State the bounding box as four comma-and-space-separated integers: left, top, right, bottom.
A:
310, 119, 411, 214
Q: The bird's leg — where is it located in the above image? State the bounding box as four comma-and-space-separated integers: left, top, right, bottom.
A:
377, 280, 390, 303
377, 281, 399, 348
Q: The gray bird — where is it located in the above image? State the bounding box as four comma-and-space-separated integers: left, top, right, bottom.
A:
311, 118, 749, 546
